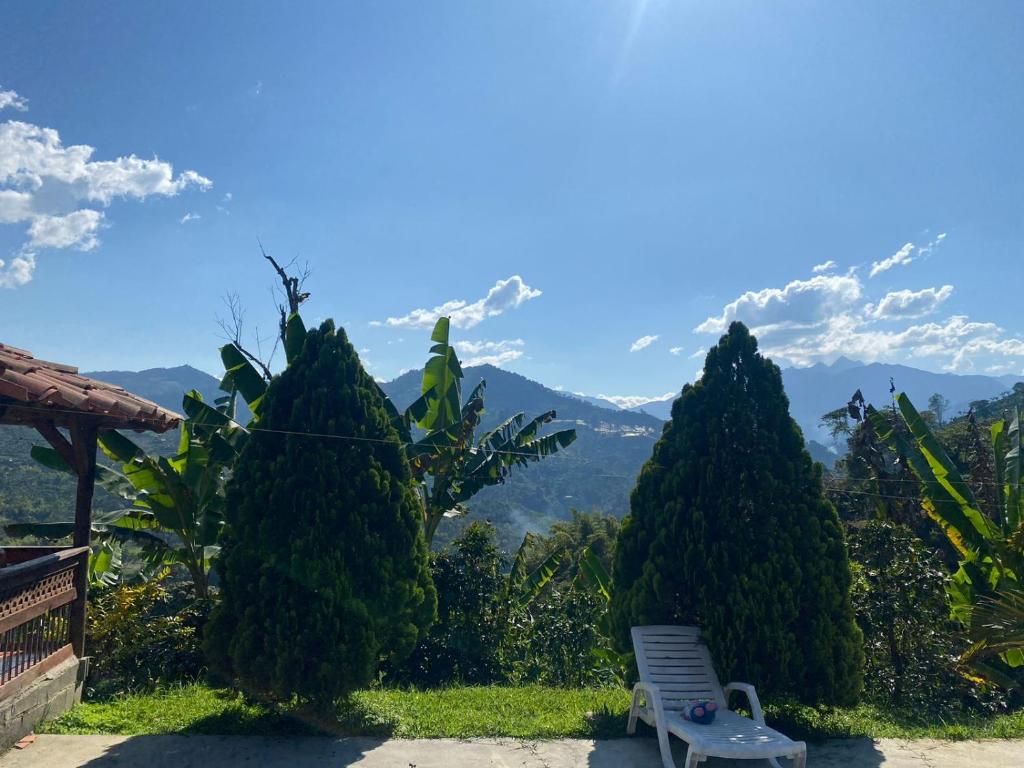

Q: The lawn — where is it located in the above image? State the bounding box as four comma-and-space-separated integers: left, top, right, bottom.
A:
40, 683, 1024, 742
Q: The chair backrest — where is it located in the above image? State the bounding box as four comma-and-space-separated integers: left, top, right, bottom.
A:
631, 625, 727, 710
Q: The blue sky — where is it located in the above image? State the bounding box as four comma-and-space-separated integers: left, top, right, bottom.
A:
1, 1, 1022, 406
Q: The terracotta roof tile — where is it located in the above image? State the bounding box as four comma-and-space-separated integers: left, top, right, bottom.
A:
0, 343, 182, 433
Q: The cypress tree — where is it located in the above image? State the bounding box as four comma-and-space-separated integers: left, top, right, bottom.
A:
205, 320, 436, 705
609, 322, 863, 705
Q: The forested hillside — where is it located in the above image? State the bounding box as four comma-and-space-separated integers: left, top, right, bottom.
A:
380, 364, 662, 548
0, 363, 662, 549
5, 359, 1018, 550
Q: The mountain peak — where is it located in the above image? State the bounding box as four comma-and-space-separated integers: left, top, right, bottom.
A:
829, 356, 862, 371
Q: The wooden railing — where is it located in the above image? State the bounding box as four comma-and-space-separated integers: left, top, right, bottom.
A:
0, 547, 88, 702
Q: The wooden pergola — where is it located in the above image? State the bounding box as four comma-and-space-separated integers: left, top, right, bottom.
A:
0, 343, 180, 697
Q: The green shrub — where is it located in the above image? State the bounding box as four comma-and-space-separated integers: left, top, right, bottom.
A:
389, 523, 506, 686
86, 578, 209, 698
609, 322, 864, 705
504, 586, 610, 687
205, 320, 436, 706
390, 521, 612, 688
848, 520, 1005, 713
523, 510, 619, 589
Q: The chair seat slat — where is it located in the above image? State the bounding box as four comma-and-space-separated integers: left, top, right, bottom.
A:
647, 651, 704, 659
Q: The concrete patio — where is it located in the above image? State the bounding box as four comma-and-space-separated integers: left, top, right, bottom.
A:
1, 735, 1021, 768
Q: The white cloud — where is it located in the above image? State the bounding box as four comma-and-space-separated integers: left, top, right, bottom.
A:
812, 260, 837, 273
0, 100, 211, 287
0, 252, 35, 288
695, 274, 862, 335
866, 285, 953, 320
0, 189, 33, 223
697, 264, 1024, 374
180, 212, 201, 224
383, 275, 542, 329
222, 192, 232, 202
869, 235, 947, 279
869, 242, 915, 277
28, 210, 103, 250
0, 121, 212, 203
0, 87, 27, 112
669, 346, 683, 356
630, 334, 659, 352
597, 392, 675, 410
948, 337, 1024, 373
454, 338, 525, 367
918, 232, 947, 259
689, 348, 706, 359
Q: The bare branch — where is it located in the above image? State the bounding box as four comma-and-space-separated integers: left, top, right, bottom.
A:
233, 340, 274, 382
259, 240, 311, 345
215, 292, 246, 345
214, 291, 273, 381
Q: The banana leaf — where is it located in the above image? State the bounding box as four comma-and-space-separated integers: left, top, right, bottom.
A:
220, 343, 267, 418
508, 546, 566, 609
578, 546, 613, 603
896, 394, 999, 541
1004, 409, 1022, 531
418, 317, 463, 432
867, 404, 990, 556
283, 311, 307, 365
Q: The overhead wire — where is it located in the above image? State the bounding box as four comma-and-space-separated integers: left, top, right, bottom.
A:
1, 402, 1017, 493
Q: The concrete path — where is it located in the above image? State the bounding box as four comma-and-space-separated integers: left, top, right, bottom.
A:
1, 734, 1021, 767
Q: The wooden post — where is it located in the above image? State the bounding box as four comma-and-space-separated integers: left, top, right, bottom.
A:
68, 420, 98, 658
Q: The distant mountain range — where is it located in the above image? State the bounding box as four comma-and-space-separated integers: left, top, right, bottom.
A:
3, 356, 1015, 548
78, 363, 663, 548
86, 365, 225, 413
590, 356, 1023, 446
780, 357, 1021, 443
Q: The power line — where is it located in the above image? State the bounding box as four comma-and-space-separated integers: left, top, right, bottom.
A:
1, 404, 1016, 494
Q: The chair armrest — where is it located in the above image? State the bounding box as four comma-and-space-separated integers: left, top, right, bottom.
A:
724, 681, 764, 724
632, 681, 661, 706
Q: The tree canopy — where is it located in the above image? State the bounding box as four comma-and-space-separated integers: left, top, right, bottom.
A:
609, 322, 864, 705
205, 319, 436, 705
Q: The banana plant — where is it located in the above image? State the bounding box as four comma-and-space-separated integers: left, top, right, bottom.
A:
868, 395, 1024, 685
8, 390, 244, 598
218, 312, 308, 425
577, 546, 632, 681
218, 311, 577, 544
962, 587, 1024, 684
503, 532, 568, 609
384, 317, 578, 544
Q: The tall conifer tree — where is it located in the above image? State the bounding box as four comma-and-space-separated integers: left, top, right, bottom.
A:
610, 322, 863, 705
206, 320, 435, 704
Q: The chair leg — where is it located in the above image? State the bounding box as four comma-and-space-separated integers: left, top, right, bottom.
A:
655, 721, 675, 768
627, 702, 639, 735
683, 746, 701, 768
768, 753, 806, 768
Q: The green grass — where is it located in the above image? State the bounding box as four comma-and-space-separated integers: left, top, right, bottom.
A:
336, 686, 631, 739
40, 683, 1024, 742
39, 685, 319, 737
764, 700, 1024, 741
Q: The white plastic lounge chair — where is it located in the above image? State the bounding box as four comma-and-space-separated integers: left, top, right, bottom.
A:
628, 625, 806, 768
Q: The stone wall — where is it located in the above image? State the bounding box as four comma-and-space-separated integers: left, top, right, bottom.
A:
0, 656, 86, 750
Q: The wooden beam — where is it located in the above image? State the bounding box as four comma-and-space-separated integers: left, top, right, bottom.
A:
68, 419, 98, 658
69, 420, 98, 548
33, 420, 76, 470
